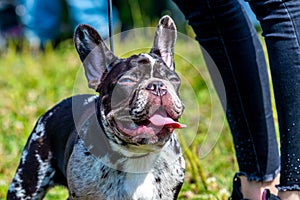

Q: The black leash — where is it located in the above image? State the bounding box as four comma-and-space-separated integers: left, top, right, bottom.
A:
108, 0, 114, 53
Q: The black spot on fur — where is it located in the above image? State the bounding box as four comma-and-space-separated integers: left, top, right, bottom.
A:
36, 131, 42, 136
45, 171, 51, 177
178, 156, 183, 165
163, 162, 169, 170
101, 171, 108, 179
155, 177, 161, 183
174, 141, 180, 154
172, 182, 183, 200
14, 182, 20, 188
72, 192, 76, 198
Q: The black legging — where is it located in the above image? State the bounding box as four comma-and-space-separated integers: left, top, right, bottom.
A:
174, 0, 300, 190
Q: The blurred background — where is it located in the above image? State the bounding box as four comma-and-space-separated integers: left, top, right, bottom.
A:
0, 0, 260, 51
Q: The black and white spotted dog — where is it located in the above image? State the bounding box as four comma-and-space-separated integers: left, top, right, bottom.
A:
7, 16, 186, 200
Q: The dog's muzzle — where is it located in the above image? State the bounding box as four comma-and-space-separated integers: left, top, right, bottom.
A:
108, 78, 185, 146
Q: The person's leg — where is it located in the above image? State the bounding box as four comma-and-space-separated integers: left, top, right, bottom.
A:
18, 0, 62, 47
248, 0, 300, 199
172, 0, 280, 199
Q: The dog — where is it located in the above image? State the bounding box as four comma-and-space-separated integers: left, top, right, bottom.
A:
7, 15, 186, 200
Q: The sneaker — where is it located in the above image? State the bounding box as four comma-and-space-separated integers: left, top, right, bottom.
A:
230, 173, 249, 200
262, 189, 281, 200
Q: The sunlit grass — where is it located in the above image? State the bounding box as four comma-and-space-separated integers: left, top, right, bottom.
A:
0, 34, 236, 200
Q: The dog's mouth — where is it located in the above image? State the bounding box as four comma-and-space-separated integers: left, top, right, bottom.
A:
114, 110, 186, 144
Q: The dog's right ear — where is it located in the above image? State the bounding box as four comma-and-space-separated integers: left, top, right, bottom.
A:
74, 24, 117, 90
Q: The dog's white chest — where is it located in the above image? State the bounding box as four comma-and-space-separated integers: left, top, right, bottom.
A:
67, 137, 184, 200
124, 173, 155, 200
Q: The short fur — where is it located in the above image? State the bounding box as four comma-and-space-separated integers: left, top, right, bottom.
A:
7, 16, 185, 200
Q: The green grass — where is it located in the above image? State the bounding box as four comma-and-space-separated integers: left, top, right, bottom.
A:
0, 32, 237, 200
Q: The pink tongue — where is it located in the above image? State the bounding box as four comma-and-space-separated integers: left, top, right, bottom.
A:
149, 113, 186, 129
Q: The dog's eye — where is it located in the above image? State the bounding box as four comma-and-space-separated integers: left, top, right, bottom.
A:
169, 76, 180, 83
119, 77, 137, 85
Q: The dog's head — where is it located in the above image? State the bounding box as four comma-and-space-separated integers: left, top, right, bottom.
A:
74, 16, 185, 150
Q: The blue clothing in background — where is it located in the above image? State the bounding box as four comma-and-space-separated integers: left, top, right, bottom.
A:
18, 0, 118, 47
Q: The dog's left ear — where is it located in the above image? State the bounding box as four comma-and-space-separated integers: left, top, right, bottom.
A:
74, 24, 117, 90
151, 15, 177, 70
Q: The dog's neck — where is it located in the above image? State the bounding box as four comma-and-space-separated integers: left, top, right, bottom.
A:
76, 97, 164, 173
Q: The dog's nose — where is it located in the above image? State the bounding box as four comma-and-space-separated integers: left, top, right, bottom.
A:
146, 81, 167, 96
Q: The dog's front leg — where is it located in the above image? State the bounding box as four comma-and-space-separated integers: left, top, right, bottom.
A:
7, 116, 57, 200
